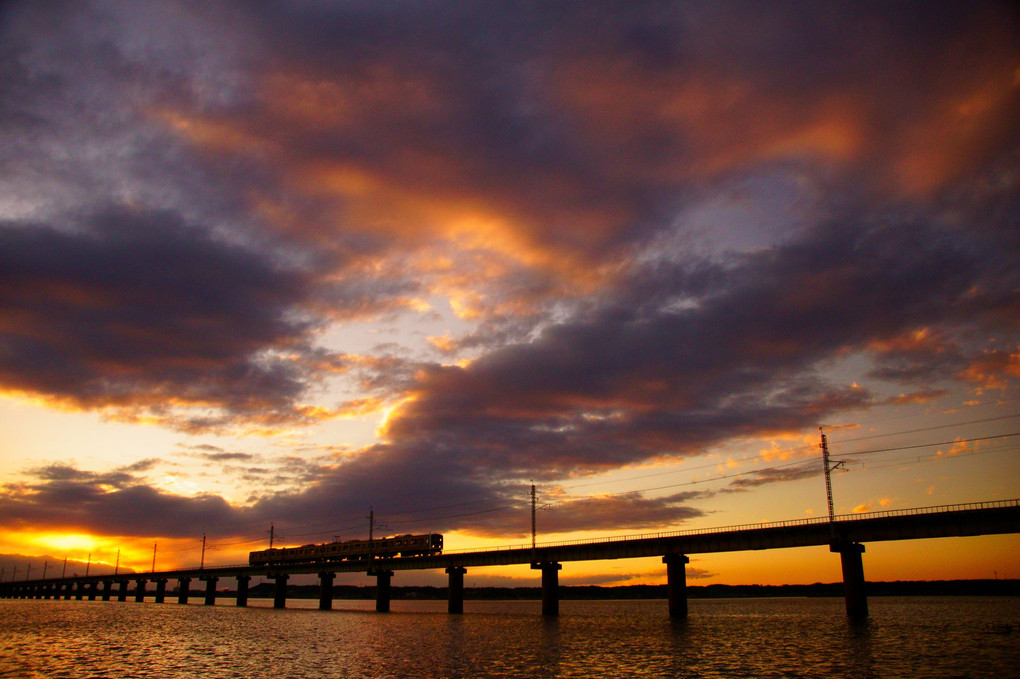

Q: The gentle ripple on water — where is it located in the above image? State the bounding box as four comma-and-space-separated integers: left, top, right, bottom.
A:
1, 597, 1018, 678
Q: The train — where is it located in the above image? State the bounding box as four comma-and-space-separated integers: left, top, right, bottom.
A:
248, 533, 443, 566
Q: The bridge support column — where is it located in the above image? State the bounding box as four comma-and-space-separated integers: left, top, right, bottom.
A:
202, 577, 218, 606
134, 579, 147, 602
832, 541, 868, 620
371, 570, 393, 612
117, 580, 129, 602
101, 580, 113, 601
532, 562, 562, 616
235, 576, 250, 607
318, 572, 335, 610
177, 578, 190, 605
663, 554, 690, 618
87, 581, 98, 600
446, 566, 466, 614
154, 579, 167, 604
273, 574, 289, 609
75, 581, 85, 600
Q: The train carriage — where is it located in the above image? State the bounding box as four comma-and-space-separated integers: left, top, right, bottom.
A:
249, 533, 443, 566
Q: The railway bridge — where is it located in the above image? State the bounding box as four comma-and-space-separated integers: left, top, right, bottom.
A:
3, 499, 1018, 620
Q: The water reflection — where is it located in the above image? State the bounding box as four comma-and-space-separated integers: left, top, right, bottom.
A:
842, 619, 878, 679
1, 597, 1017, 678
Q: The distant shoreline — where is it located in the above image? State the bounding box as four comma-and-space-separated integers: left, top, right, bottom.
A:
242, 579, 1019, 601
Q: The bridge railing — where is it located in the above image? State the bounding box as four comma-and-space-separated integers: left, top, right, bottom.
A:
444, 498, 1020, 555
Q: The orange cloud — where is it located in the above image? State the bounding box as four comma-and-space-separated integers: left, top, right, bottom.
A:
869, 328, 946, 354
890, 62, 1020, 196
958, 348, 1020, 390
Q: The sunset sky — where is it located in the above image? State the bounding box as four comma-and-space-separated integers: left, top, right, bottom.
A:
1, 1, 1018, 588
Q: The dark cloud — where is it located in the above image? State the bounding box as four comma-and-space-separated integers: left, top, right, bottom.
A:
723, 464, 819, 492
0, 207, 316, 424
0, 464, 242, 537
199, 452, 257, 462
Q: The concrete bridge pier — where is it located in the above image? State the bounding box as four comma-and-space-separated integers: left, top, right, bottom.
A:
532, 562, 562, 616
832, 541, 868, 620
235, 575, 250, 607
134, 579, 147, 602
154, 579, 167, 604
318, 572, 335, 610
75, 581, 85, 600
87, 581, 97, 601
446, 566, 466, 614
663, 553, 690, 618
202, 577, 218, 606
177, 577, 190, 605
273, 573, 289, 609
117, 580, 129, 602
102, 580, 113, 601
371, 569, 394, 612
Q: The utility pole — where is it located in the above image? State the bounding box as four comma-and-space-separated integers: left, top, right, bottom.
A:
25, 563, 31, 581
62, 557, 67, 578
85, 554, 91, 577
531, 482, 537, 550
368, 508, 374, 557
151, 543, 157, 573
268, 523, 275, 549
115, 549, 120, 575
820, 427, 845, 522
42, 561, 48, 579
200, 533, 207, 570
529, 482, 549, 555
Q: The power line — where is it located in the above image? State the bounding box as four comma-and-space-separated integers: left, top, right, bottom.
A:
838, 432, 1020, 458
830, 414, 1019, 444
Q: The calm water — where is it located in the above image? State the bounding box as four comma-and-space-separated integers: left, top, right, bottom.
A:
1, 597, 1018, 678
